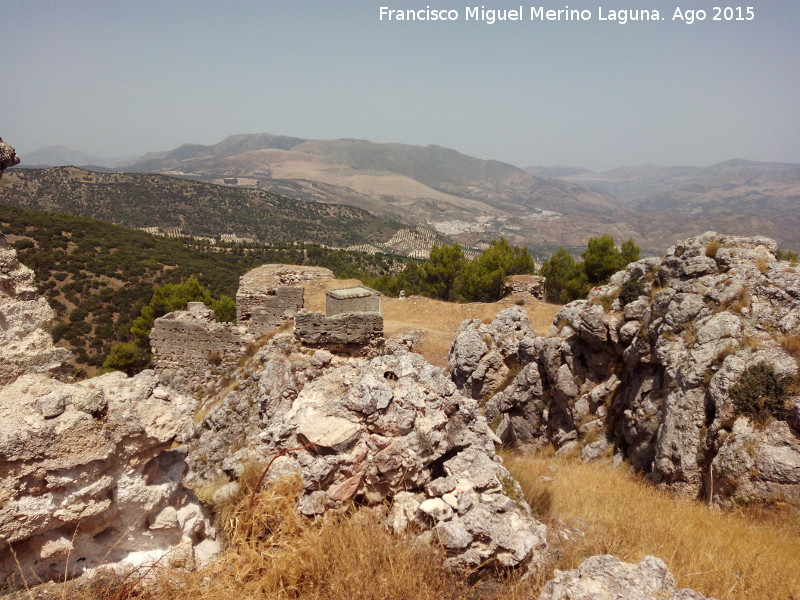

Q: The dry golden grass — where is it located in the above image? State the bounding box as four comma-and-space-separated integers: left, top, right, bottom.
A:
23, 457, 800, 600
777, 333, 800, 359
302, 276, 560, 367
55, 466, 536, 600
706, 240, 721, 258
503, 453, 800, 600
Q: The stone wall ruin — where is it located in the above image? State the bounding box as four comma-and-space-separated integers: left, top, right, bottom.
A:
150, 302, 253, 395
295, 310, 383, 349
503, 274, 546, 301
236, 264, 334, 336
325, 285, 381, 316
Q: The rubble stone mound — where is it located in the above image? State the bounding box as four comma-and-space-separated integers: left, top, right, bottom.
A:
0, 233, 70, 385
475, 233, 800, 505
188, 340, 547, 571
538, 555, 714, 600
0, 371, 219, 586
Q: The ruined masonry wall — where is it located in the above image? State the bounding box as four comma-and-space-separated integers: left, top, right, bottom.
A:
295, 310, 383, 348
236, 286, 303, 336
150, 303, 252, 394
326, 293, 380, 316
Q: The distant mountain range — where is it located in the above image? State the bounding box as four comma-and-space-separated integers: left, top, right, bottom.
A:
526, 159, 800, 250
114, 134, 635, 251
23, 145, 135, 169
16, 135, 800, 252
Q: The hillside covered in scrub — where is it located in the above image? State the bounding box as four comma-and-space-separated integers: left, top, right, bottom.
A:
0, 167, 405, 247
0, 204, 402, 377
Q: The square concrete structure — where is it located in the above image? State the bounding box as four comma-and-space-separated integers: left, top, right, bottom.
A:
326, 285, 381, 317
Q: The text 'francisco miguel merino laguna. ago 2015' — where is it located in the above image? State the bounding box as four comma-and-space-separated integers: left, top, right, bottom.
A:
378, 6, 756, 25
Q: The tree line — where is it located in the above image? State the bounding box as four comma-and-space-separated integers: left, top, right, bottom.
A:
364, 234, 640, 305
364, 238, 535, 302
540, 234, 640, 303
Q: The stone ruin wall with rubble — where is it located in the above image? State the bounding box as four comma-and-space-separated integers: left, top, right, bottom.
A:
236, 285, 304, 337
150, 302, 254, 394
150, 267, 385, 390
294, 310, 383, 348
235, 264, 335, 337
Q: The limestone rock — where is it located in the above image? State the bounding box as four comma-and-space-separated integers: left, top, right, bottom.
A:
0, 137, 20, 178
0, 370, 217, 587
473, 233, 800, 505
448, 306, 535, 400
189, 346, 547, 572
0, 233, 70, 385
538, 555, 714, 600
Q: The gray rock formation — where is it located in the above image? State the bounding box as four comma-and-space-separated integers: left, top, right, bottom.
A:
538, 555, 714, 600
0, 233, 70, 386
0, 138, 20, 179
0, 371, 220, 586
448, 306, 536, 401
188, 336, 547, 572
474, 233, 800, 505
0, 237, 218, 588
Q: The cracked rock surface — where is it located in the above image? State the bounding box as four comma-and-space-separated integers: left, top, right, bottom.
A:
472, 233, 800, 505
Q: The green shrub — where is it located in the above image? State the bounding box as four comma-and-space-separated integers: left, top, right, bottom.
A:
729, 362, 791, 424
777, 248, 799, 264
619, 276, 645, 307
13, 238, 35, 250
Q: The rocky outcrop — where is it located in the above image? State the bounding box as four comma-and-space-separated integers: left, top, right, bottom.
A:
188, 336, 547, 572
0, 138, 20, 179
150, 302, 254, 395
0, 236, 218, 588
294, 309, 383, 350
474, 233, 800, 504
0, 233, 70, 386
187, 332, 342, 487
0, 371, 219, 587
448, 306, 536, 401
538, 555, 713, 600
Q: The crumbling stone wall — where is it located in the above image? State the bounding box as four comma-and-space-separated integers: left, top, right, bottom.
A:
237, 285, 304, 337
236, 264, 334, 336
295, 310, 383, 349
151, 302, 253, 394
504, 275, 546, 301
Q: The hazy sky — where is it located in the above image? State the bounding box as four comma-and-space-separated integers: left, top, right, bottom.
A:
3, 0, 799, 171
